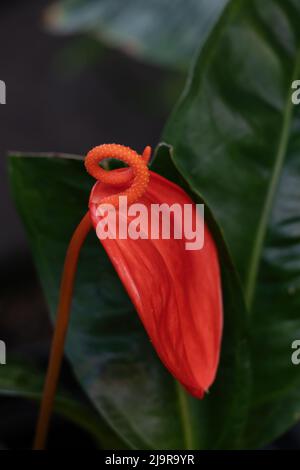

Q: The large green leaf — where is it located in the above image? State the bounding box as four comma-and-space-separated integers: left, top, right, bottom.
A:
45, 0, 228, 69
163, 0, 300, 447
0, 360, 124, 448
9, 152, 250, 449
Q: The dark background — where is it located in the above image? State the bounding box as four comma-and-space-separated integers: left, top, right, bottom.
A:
0, 0, 299, 450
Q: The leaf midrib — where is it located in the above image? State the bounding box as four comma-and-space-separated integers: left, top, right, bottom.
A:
176, 381, 196, 450
245, 49, 300, 310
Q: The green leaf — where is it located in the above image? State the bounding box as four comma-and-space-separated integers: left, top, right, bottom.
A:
8, 151, 250, 449
45, 0, 228, 69
163, 0, 300, 447
0, 360, 124, 448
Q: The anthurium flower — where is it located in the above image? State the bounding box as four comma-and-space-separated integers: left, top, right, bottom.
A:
85, 143, 223, 397
34, 144, 223, 450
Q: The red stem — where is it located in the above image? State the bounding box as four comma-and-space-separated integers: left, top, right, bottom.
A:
33, 212, 92, 450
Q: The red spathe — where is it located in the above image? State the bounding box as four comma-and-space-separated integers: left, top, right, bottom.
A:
89, 170, 223, 398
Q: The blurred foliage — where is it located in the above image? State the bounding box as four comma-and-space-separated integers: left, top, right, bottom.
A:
51, 34, 186, 122
44, 0, 228, 69
0, 360, 126, 448
53, 35, 106, 75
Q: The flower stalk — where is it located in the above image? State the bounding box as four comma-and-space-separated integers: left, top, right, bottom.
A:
33, 212, 92, 450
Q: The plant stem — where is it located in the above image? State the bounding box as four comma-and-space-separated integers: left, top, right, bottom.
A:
33, 211, 92, 450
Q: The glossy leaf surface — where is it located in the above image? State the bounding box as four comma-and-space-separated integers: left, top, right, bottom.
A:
164, 0, 300, 447
45, 0, 228, 69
